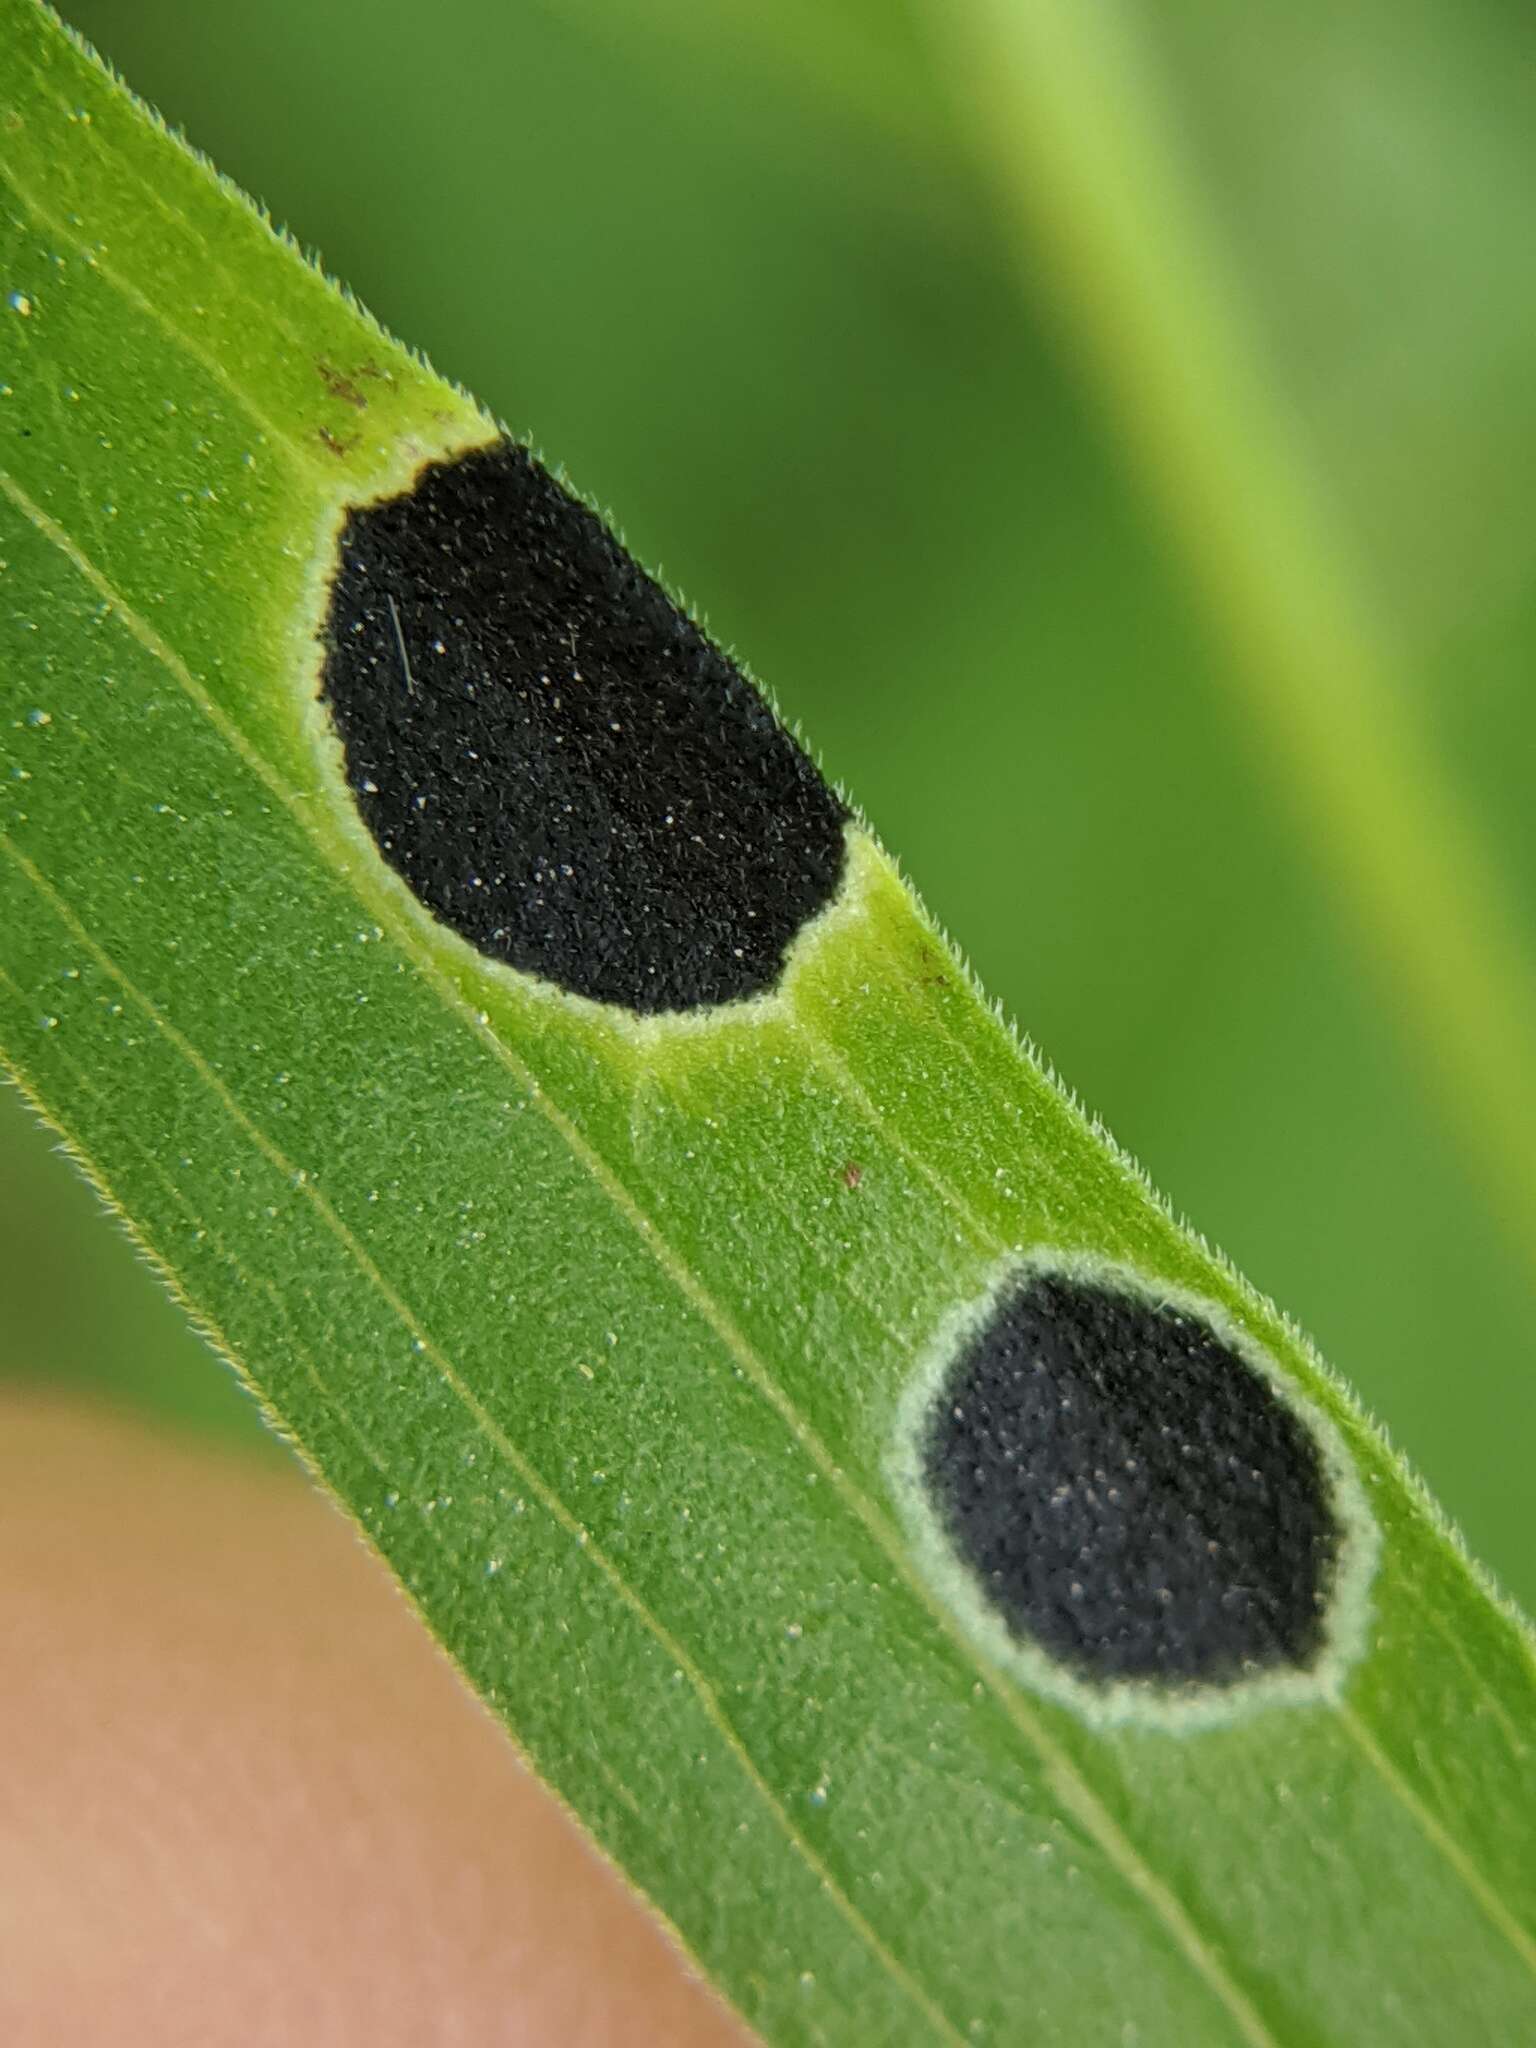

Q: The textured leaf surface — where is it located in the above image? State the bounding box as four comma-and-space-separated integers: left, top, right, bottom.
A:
2, 7, 1534, 2042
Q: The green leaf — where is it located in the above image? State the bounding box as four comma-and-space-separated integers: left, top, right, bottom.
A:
2, 5, 1533, 2043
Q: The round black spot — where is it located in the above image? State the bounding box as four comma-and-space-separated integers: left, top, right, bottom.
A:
921, 1272, 1339, 1686
319, 440, 848, 1013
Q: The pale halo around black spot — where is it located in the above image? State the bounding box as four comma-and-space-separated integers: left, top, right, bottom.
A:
889, 1250, 1379, 1732
316, 437, 850, 1018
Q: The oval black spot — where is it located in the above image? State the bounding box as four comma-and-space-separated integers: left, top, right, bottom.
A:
319, 440, 848, 1013
922, 1271, 1339, 1686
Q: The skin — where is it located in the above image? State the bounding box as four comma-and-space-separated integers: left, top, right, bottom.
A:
0, 1392, 750, 2048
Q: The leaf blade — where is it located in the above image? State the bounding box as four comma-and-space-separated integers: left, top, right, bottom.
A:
3, 7, 1534, 2043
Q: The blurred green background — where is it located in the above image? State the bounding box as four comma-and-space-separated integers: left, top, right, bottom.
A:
5, 0, 1533, 1606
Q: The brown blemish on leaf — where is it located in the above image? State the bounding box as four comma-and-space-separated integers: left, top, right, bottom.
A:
316, 424, 355, 458
916, 942, 952, 991
838, 1161, 863, 1191
317, 360, 367, 410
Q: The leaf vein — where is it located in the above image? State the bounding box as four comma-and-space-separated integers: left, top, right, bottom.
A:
1339, 1706, 1536, 1972
0, 868, 972, 2048
0, 152, 327, 485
